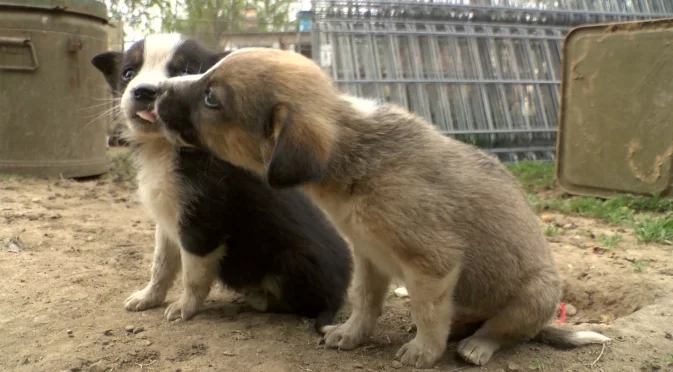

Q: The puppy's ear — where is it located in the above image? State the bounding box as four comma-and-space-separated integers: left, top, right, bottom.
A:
91, 51, 123, 91
266, 104, 329, 189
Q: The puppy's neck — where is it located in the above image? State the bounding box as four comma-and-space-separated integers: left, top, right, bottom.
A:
310, 95, 421, 197
129, 135, 177, 173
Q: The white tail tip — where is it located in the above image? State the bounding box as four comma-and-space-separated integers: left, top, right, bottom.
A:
569, 331, 611, 344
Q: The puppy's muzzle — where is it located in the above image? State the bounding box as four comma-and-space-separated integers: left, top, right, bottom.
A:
132, 84, 158, 105
154, 82, 199, 148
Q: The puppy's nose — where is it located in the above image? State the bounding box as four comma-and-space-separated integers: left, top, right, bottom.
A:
132, 84, 157, 102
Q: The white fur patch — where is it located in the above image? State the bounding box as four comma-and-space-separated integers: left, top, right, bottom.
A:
135, 141, 183, 244
120, 34, 184, 121
144, 34, 184, 69
569, 331, 611, 344
342, 95, 380, 116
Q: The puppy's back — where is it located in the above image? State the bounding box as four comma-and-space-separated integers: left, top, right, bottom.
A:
347, 103, 552, 309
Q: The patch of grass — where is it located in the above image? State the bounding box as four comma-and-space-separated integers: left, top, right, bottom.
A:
527, 194, 565, 213
508, 161, 556, 193
666, 354, 673, 366
0, 173, 27, 181
563, 197, 634, 225
616, 194, 673, 213
529, 357, 545, 370
633, 260, 646, 272
528, 189, 673, 233
634, 216, 673, 244
544, 226, 559, 237
298, 318, 312, 330
598, 234, 623, 249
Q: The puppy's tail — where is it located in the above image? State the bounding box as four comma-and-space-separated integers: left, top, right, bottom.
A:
533, 326, 611, 349
314, 309, 337, 335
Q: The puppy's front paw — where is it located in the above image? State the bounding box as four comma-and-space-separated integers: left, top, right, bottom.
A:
124, 287, 165, 312
457, 336, 500, 366
323, 323, 366, 350
395, 338, 444, 368
164, 294, 201, 321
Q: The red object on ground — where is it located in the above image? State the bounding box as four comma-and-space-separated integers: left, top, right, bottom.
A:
556, 302, 567, 324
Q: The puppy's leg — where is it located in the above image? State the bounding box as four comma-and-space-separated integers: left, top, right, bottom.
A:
324, 254, 390, 350
125, 226, 180, 311
164, 246, 224, 321
457, 271, 559, 366
395, 264, 460, 368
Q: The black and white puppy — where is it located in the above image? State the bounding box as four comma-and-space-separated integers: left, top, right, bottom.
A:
90, 34, 352, 332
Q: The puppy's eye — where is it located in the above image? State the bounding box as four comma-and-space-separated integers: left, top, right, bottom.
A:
203, 87, 220, 109
122, 68, 135, 81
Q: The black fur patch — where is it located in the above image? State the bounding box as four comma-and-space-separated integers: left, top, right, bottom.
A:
176, 148, 351, 328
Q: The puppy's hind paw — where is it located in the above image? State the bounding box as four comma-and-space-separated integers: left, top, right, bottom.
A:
124, 287, 165, 312
457, 336, 500, 366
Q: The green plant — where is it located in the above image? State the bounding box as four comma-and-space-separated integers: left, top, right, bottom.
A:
633, 260, 646, 273
635, 216, 673, 244
598, 234, 623, 249
529, 357, 545, 370
544, 226, 559, 237
508, 161, 556, 193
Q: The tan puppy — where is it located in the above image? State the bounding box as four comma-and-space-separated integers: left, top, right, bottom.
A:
153, 48, 610, 368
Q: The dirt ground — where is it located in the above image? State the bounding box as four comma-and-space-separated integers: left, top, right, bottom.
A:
1, 149, 673, 372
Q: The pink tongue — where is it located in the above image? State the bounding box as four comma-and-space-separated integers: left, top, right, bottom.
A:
137, 110, 158, 123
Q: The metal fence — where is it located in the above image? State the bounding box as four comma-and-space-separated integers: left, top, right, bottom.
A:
310, 0, 673, 161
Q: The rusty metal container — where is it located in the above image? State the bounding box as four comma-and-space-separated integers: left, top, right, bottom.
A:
556, 18, 673, 198
0, 0, 110, 177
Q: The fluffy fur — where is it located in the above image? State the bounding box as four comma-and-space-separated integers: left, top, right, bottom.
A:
90, 35, 352, 333
152, 48, 611, 368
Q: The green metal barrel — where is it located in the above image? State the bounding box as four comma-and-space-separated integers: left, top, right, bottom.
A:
0, 0, 110, 178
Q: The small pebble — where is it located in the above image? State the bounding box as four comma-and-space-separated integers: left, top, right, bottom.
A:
665, 332, 672, 340
565, 303, 578, 316
6, 238, 23, 253
124, 325, 135, 333
66, 329, 73, 335
394, 287, 409, 298
540, 214, 554, 223
133, 326, 144, 334
391, 360, 403, 369
563, 223, 573, 229
103, 329, 113, 336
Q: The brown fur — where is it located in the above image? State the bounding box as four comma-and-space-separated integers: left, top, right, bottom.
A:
154, 48, 611, 368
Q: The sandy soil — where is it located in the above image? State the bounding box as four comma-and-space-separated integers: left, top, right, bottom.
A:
1, 150, 672, 372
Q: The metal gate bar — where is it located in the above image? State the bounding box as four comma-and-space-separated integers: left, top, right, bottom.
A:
312, 0, 673, 161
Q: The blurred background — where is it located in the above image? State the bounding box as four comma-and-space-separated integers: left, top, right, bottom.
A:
104, 0, 673, 162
